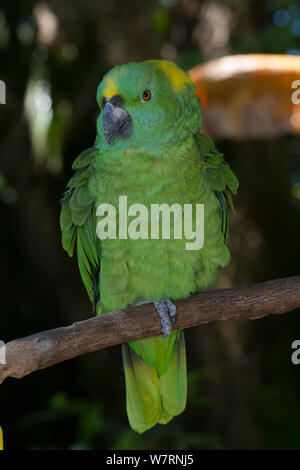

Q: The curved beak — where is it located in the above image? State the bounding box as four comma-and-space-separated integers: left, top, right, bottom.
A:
102, 101, 132, 145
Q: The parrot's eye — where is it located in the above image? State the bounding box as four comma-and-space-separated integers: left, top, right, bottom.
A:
141, 89, 152, 102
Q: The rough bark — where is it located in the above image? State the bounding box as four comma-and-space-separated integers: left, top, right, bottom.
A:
0, 276, 299, 384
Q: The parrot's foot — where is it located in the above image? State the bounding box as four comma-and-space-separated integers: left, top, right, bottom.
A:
164, 298, 177, 323
154, 299, 177, 337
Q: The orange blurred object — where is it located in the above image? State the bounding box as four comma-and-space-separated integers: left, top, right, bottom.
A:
188, 54, 300, 139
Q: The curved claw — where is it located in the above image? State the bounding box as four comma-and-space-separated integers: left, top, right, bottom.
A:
165, 298, 177, 323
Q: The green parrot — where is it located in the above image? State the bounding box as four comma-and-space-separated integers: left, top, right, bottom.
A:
60, 60, 238, 433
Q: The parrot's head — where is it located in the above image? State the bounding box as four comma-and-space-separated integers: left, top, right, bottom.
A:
96, 60, 202, 152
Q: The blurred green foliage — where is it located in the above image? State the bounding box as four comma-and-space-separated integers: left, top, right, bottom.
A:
0, 0, 300, 450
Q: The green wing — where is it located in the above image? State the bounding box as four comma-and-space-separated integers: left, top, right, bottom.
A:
60, 147, 101, 309
196, 133, 239, 243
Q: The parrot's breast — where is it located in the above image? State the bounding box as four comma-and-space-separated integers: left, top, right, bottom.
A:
90, 137, 230, 313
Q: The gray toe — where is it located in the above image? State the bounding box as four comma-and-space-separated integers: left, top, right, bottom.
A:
154, 300, 173, 337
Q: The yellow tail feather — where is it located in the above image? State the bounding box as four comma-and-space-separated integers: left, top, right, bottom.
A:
122, 330, 187, 433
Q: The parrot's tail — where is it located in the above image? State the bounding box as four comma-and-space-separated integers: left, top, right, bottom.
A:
121, 330, 187, 433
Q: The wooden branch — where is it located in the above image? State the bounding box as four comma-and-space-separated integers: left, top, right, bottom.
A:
0, 276, 299, 384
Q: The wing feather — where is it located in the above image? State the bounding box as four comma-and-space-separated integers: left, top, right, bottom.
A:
60, 147, 101, 308
196, 133, 238, 243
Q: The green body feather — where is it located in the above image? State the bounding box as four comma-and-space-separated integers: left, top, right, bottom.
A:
60, 60, 238, 433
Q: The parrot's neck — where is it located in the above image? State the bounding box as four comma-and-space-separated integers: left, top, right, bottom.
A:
89, 133, 206, 207
95, 133, 198, 166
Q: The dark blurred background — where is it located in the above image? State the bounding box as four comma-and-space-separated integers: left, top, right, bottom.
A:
0, 0, 300, 450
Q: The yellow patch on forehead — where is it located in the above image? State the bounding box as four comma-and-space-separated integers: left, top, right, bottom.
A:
102, 77, 119, 99
156, 61, 192, 91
